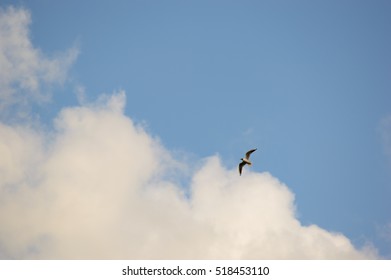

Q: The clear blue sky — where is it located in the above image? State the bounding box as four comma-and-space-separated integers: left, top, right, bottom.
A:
4, 0, 391, 256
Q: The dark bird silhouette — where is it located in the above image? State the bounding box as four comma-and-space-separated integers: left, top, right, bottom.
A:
239, 148, 257, 175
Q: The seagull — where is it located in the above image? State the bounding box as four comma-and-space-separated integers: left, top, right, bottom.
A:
239, 148, 257, 175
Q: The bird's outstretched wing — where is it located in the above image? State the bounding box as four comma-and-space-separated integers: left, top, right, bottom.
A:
238, 162, 246, 175
245, 148, 257, 159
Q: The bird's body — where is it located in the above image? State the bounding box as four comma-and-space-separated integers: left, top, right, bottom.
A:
241, 157, 252, 165
239, 148, 257, 175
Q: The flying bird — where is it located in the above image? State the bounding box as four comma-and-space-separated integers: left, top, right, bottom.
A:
239, 148, 257, 175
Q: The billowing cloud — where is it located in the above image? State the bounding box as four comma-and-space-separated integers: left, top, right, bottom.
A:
0, 91, 377, 259
0, 5, 377, 259
0, 6, 78, 112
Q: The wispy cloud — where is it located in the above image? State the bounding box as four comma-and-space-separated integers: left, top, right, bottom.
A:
0, 6, 78, 114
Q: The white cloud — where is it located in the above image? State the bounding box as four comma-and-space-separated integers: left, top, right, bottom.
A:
0, 6, 78, 111
0, 92, 377, 259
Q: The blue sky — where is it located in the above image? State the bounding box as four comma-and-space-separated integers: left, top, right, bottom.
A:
1, 1, 390, 258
